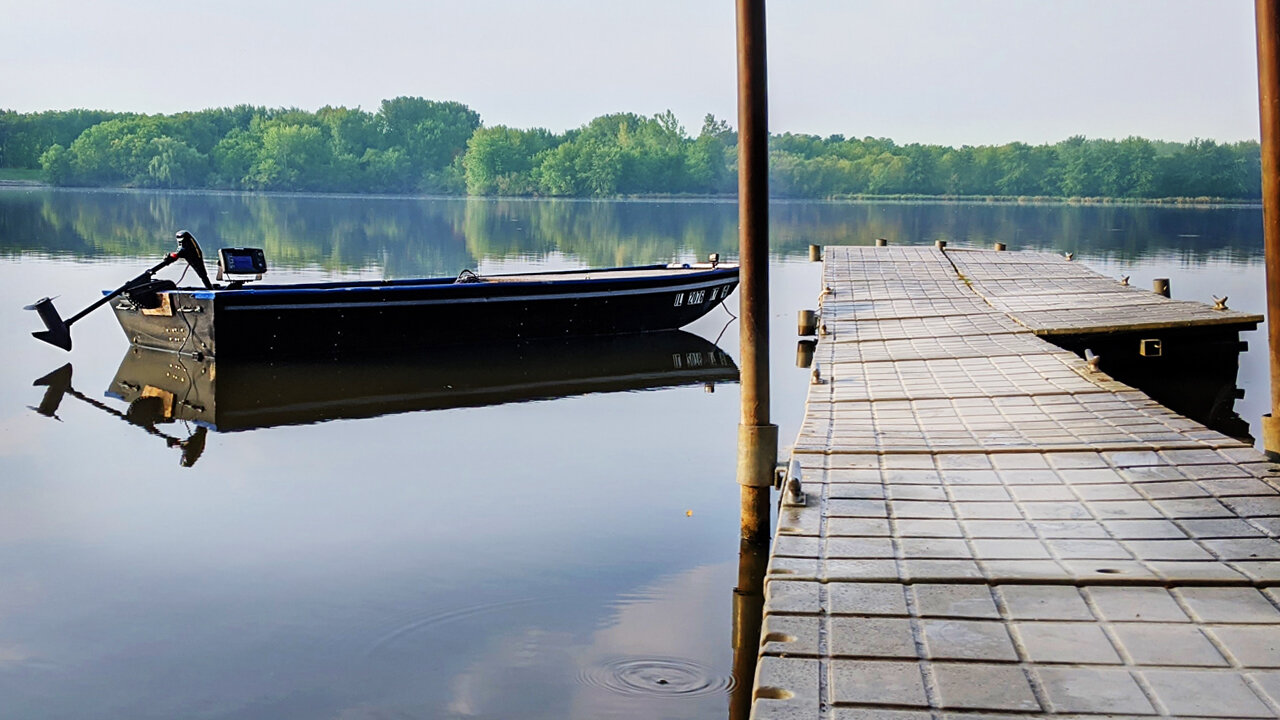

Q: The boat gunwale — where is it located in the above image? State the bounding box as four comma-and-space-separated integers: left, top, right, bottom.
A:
102, 264, 737, 300
175, 262, 735, 296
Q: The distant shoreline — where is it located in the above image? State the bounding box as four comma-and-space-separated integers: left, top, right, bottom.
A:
0, 182, 1261, 209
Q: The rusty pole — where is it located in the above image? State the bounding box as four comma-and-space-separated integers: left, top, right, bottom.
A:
1257, 0, 1280, 459
729, 491, 769, 720
735, 0, 778, 532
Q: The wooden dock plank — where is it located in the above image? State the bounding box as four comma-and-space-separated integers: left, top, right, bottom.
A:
754, 246, 1280, 720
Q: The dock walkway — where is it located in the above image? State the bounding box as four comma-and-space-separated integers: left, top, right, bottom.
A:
754, 246, 1280, 719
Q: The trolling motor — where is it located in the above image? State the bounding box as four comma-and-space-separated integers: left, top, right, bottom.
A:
27, 230, 213, 351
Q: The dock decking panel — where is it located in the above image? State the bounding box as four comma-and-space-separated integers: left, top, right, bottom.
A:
754, 246, 1280, 719
943, 248, 1264, 336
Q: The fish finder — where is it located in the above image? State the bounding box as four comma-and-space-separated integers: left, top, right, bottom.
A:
217, 247, 267, 284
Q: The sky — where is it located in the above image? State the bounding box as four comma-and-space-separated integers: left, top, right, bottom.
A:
0, 0, 1262, 146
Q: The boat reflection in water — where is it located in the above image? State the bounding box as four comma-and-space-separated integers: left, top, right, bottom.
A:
31, 330, 738, 467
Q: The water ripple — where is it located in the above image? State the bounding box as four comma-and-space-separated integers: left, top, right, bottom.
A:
577, 656, 734, 698
364, 596, 548, 657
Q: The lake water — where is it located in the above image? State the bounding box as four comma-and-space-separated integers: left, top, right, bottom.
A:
0, 189, 1269, 720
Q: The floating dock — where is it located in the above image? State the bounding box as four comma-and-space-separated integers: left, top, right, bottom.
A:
754, 246, 1280, 718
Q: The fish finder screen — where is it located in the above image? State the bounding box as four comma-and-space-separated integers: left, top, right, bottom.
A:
219, 248, 267, 275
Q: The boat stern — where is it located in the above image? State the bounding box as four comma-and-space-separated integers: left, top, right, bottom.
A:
111, 289, 217, 357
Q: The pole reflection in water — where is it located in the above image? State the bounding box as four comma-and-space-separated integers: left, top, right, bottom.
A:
730, 484, 771, 719
28, 330, 738, 466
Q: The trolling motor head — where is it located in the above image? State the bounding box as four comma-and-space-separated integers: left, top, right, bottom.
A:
175, 230, 213, 290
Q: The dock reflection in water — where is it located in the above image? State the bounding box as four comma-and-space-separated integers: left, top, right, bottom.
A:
31, 330, 738, 466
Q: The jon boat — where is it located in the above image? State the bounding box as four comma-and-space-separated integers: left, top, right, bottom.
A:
28, 231, 740, 358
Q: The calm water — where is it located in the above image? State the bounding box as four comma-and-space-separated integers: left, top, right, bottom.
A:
0, 189, 1269, 720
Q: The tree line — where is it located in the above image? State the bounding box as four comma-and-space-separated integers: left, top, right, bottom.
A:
0, 98, 1262, 200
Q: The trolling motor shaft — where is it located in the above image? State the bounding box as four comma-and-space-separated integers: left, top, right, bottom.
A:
27, 230, 211, 351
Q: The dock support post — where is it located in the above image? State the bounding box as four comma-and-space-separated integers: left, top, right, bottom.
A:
876, 238, 888, 247
730, 483, 769, 719
730, 484, 769, 718
730, 5, 774, 709
1256, 0, 1280, 458
735, 0, 777, 501
1153, 278, 1171, 298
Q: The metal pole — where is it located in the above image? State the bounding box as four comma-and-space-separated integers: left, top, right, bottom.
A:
1257, 0, 1280, 458
736, 0, 778, 490
729, 485, 770, 720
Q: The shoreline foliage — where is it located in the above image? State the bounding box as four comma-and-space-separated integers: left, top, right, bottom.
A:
0, 99, 1262, 200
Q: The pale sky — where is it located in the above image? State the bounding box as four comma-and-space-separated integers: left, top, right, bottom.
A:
0, 0, 1261, 146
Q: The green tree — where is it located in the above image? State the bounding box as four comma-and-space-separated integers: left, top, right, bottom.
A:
377, 97, 481, 184
1058, 136, 1101, 197
142, 137, 208, 188
463, 126, 557, 195
38, 143, 72, 184
319, 105, 381, 158
361, 147, 412, 192
211, 129, 262, 189
249, 124, 333, 190
686, 114, 733, 193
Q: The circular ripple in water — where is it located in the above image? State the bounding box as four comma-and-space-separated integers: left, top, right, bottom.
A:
578, 657, 734, 698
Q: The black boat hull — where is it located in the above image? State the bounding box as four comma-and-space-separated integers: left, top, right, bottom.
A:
110, 264, 739, 358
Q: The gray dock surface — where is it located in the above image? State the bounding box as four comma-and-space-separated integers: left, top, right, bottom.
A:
754, 246, 1280, 719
